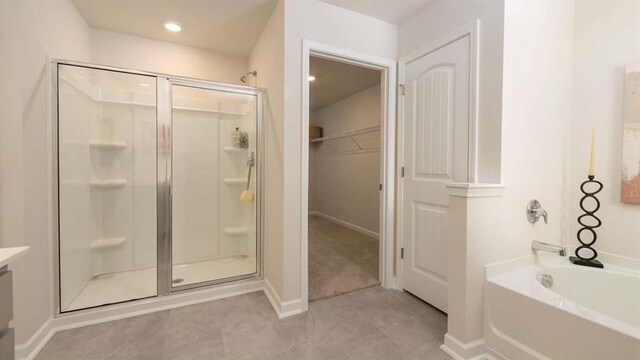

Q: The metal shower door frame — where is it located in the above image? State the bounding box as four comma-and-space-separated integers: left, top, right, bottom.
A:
157, 77, 264, 295
51, 59, 264, 314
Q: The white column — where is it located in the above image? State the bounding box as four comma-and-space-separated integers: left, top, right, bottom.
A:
441, 183, 505, 360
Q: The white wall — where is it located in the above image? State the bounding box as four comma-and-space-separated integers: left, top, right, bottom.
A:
91, 29, 248, 84
310, 84, 381, 234
0, 0, 92, 345
248, 0, 285, 297
398, 0, 504, 183
492, 0, 575, 263
449, 0, 574, 351
569, 0, 640, 259
281, 0, 397, 303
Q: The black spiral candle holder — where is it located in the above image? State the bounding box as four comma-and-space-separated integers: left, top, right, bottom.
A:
570, 175, 604, 268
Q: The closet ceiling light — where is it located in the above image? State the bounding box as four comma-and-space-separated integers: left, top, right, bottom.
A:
164, 22, 182, 32
308, 75, 316, 82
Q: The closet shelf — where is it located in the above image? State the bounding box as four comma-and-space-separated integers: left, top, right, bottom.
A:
90, 179, 127, 188
89, 140, 127, 150
331, 148, 380, 155
91, 237, 126, 251
223, 178, 246, 185
309, 125, 380, 143
224, 227, 251, 236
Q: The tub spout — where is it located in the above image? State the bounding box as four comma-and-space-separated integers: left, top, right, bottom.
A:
532, 240, 566, 256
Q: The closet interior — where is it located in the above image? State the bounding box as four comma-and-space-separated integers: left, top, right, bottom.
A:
307, 55, 382, 301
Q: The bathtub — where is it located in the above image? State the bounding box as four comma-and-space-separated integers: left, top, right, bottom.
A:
485, 252, 640, 360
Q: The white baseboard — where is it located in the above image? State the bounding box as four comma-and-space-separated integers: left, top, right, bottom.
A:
441, 334, 487, 360
15, 279, 265, 360
484, 346, 506, 360
263, 278, 304, 319
14, 319, 55, 360
308, 211, 378, 239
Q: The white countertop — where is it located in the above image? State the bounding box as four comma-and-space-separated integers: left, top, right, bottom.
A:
0, 246, 29, 268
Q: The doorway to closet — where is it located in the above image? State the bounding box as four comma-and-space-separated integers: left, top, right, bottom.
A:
307, 55, 383, 301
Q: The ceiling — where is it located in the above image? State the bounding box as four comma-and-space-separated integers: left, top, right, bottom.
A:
310, 56, 381, 111
70, 0, 278, 56
318, 0, 433, 25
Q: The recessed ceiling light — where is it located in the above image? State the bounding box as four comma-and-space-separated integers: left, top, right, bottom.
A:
139, 83, 150, 87
308, 75, 316, 82
164, 22, 182, 32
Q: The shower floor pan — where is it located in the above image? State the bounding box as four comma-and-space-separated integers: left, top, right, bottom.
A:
65, 256, 254, 312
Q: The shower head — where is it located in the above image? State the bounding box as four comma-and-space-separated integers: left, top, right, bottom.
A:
240, 70, 257, 83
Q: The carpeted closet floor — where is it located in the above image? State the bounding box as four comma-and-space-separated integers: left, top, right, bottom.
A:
308, 215, 379, 301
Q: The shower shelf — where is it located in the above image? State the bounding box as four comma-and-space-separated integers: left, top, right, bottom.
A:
89, 140, 126, 150
224, 227, 251, 236
90, 237, 126, 251
223, 178, 245, 185
89, 179, 127, 188
223, 146, 247, 153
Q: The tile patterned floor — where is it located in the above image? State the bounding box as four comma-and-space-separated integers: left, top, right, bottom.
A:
37, 287, 450, 360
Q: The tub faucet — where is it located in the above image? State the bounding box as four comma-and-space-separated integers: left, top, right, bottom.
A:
532, 240, 566, 257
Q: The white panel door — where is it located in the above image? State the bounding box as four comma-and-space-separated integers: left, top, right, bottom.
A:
401, 36, 470, 312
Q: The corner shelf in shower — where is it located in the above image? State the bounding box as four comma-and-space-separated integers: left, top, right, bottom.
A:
224, 227, 251, 236
223, 178, 246, 185
89, 179, 127, 189
89, 140, 127, 150
223, 147, 248, 153
90, 237, 126, 251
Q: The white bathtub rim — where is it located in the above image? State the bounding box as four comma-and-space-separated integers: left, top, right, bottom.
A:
486, 246, 640, 278
486, 253, 640, 341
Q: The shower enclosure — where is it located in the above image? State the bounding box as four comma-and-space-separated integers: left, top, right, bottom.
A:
53, 61, 262, 312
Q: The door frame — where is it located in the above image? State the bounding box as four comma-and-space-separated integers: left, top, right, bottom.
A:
396, 20, 480, 289
300, 40, 397, 308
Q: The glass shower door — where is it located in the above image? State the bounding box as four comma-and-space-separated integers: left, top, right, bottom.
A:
57, 62, 262, 310
57, 64, 157, 312
168, 82, 259, 290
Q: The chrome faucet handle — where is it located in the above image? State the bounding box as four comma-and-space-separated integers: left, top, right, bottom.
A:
527, 200, 548, 224
538, 208, 548, 224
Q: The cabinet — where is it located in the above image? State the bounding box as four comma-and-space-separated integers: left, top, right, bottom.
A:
0, 268, 14, 360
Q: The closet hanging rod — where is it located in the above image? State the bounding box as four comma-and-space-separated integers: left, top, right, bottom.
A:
309, 125, 380, 143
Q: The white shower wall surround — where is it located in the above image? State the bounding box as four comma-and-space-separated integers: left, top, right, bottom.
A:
57, 63, 260, 312
59, 68, 160, 311
172, 99, 257, 265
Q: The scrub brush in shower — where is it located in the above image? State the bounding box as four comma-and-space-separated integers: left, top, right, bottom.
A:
241, 152, 255, 203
